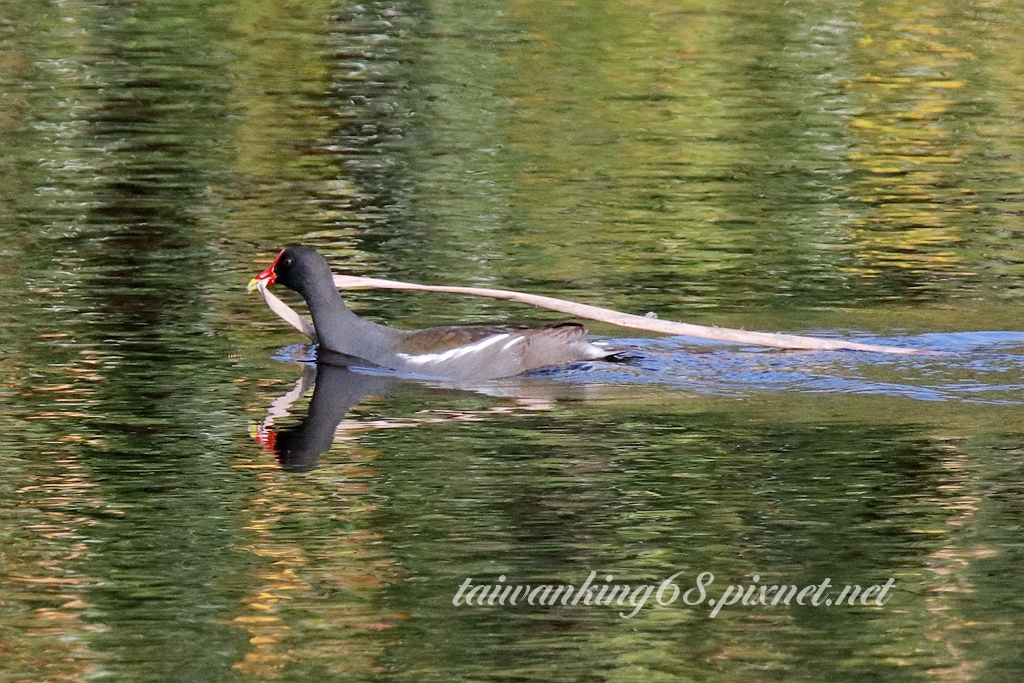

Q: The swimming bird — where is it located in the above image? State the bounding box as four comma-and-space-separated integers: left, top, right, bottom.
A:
249, 246, 617, 380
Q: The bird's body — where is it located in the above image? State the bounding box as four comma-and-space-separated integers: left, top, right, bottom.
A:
250, 246, 615, 380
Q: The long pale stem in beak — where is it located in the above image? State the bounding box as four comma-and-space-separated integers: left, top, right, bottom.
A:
252, 280, 318, 342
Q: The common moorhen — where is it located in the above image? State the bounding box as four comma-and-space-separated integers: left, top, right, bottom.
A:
248, 246, 617, 380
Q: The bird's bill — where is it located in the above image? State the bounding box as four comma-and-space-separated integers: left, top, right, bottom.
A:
247, 257, 280, 292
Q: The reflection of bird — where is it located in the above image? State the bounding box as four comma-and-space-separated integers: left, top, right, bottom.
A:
249, 246, 618, 380
256, 364, 394, 472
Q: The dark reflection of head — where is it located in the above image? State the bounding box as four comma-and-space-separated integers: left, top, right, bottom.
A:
270, 363, 393, 472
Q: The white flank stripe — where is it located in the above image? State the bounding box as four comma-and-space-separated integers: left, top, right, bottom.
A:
501, 336, 525, 351
399, 333, 511, 365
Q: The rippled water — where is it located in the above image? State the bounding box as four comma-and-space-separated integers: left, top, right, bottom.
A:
2, 0, 1024, 680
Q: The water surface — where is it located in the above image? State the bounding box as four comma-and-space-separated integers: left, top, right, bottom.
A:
1, 0, 1024, 681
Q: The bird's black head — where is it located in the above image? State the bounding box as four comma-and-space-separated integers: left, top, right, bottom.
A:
249, 245, 334, 299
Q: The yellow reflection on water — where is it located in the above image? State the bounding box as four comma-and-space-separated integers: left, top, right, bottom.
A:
221, 0, 359, 255
230, 428, 396, 677
843, 3, 978, 284
1, 450, 104, 682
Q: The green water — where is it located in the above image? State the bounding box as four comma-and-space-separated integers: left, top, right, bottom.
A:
2, 0, 1024, 680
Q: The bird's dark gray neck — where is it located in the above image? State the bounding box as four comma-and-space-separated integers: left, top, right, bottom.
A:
303, 286, 402, 361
